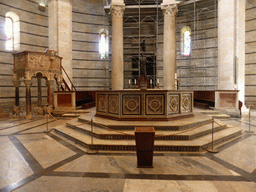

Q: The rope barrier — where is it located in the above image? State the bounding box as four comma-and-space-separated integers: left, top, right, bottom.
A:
155, 120, 212, 138
45, 105, 256, 138
93, 121, 135, 136
214, 112, 250, 128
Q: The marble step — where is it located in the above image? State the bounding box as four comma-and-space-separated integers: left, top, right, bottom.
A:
66, 119, 227, 141
78, 113, 212, 131
53, 125, 241, 152
207, 114, 231, 119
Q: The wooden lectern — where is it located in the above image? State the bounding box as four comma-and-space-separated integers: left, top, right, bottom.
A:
135, 127, 155, 168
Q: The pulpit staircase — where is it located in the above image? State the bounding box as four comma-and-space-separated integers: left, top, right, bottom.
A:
59, 66, 95, 109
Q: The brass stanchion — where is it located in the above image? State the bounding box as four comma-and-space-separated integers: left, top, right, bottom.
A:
86, 118, 98, 154
245, 106, 254, 133
207, 117, 219, 153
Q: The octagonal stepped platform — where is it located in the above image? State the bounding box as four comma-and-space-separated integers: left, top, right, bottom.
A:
53, 110, 242, 152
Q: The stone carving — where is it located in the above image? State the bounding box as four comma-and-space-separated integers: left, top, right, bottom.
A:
109, 95, 119, 114
14, 55, 26, 70
28, 54, 50, 68
182, 94, 191, 112
161, 4, 178, 16
169, 95, 179, 113
110, 4, 125, 17
12, 106, 23, 117
97, 94, 107, 113
146, 95, 164, 115
123, 95, 140, 115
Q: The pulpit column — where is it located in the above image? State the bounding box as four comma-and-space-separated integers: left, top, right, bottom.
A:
110, 3, 125, 90
161, 3, 178, 90
47, 80, 54, 107
38, 77, 42, 107
24, 80, 32, 119
13, 74, 20, 107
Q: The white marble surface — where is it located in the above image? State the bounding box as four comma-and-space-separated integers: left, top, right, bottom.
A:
123, 180, 256, 192
0, 136, 33, 189
215, 135, 256, 173
16, 134, 76, 169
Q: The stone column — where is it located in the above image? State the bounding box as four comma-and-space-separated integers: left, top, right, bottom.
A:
13, 74, 20, 107
110, 3, 125, 90
161, 3, 178, 90
48, 0, 72, 88
46, 80, 55, 107
24, 80, 32, 119
218, 0, 245, 104
38, 77, 42, 107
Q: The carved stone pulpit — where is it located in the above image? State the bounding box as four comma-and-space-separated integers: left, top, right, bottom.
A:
13, 50, 63, 119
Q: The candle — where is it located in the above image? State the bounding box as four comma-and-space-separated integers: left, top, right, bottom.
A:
150, 79, 152, 85
134, 79, 136, 85
157, 79, 159, 84
129, 79, 131, 84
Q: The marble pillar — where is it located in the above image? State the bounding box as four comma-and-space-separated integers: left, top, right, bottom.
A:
13, 75, 20, 107
110, 3, 125, 90
38, 77, 42, 107
161, 3, 178, 90
47, 80, 55, 107
24, 80, 32, 119
48, 0, 72, 88
218, 0, 245, 104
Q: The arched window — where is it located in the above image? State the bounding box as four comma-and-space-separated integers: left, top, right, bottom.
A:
99, 28, 109, 59
181, 26, 191, 57
5, 12, 20, 51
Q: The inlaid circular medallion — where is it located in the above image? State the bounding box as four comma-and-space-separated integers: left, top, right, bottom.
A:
126, 99, 138, 112
149, 99, 161, 112
169, 97, 178, 112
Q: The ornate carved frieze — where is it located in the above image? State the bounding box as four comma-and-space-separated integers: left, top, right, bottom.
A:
110, 4, 125, 17
123, 95, 141, 115
14, 55, 26, 70
146, 95, 165, 115
161, 4, 178, 16
97, 94, 107, 113
108, 94, 119, 114
28, 54, 50, 69
169, 94, 179, 114
181, 93, 192, 112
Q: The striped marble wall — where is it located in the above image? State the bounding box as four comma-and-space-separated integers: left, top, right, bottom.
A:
72, 0, 111, 91
0, 0, 48, 112
245, 0, 256, 106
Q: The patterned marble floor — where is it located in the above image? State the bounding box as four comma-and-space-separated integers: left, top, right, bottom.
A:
0, 108, 256, 192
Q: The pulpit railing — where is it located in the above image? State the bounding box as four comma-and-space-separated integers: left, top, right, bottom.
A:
61, 65, 76, 92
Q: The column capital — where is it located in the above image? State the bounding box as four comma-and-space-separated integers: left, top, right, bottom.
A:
161, 3, 178, 16
46, 80, 55, 86
24, 80, 32, 87
110, 3, 125, 17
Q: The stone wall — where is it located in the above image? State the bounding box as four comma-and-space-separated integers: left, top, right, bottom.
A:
72, 0, 111, 91
0, 0, 48, 114
245, 0, 256, 106
175, 0, 218, 91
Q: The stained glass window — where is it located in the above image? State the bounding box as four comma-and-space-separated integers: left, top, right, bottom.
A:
5, 12, 20, 51
181, 26, 191, 57
183, 30, 191, 56
5, 17, 14, 50
99, 30, 109, 59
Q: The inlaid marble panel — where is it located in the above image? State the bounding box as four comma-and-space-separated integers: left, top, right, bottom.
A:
122, 94, 141, 115
181, 93, 192, 112
108, 94, 119, 115
97, 94, 107, 113
146, 94, 165, 115
168, 94, 179, 114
